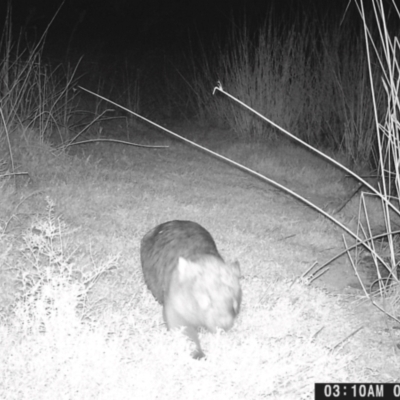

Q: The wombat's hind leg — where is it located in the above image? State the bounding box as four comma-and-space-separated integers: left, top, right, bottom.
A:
192, 348, 206, 360
163, 300, 206, 360
185, 326, 206, 360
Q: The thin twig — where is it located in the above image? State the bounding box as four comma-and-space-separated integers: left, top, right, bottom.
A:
334, 183, 363, 214
3, 190, 44, 234
66, 138, 168, 149
60, 109, 113, 149
79, 85, 390, 272
315, 229, 400, 280
213, 82, 398, 215
330, 326, 364, 353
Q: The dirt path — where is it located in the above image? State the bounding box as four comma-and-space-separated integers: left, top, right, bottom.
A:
4, 122, 396, 398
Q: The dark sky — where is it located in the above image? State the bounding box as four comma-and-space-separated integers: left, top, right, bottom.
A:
3, 0, 352, 56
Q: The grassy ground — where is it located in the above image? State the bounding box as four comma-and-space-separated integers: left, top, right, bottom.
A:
0, 119, 398, 399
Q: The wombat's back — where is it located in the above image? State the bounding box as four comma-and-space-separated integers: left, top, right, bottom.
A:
140, 220, 222, 304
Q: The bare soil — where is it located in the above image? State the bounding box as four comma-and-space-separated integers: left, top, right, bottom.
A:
2, 119, 398, 398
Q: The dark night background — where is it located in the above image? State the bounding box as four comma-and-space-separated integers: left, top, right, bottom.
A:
0, 0, 395, 147
2, 0, 354, 52
2, 0, 356, 60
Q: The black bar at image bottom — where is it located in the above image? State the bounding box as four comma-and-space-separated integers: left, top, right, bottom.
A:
315, 383, 400, 400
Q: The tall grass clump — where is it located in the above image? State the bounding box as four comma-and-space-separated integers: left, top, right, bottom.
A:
0, 198, 120, 398
191, 11, 382, 168
216, 21, 323, 142
349, 0, 400, 305
0, 7, 78, 151
326, 21, 385, 169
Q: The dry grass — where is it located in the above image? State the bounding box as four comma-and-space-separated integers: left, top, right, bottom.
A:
1, 128, 398, 398
1, 3, 400, 399
188, 11, 381, 168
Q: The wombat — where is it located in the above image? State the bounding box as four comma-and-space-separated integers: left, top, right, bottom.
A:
140, 220, 242, 359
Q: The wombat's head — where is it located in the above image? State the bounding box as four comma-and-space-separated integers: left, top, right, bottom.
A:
168, 256, 242, 332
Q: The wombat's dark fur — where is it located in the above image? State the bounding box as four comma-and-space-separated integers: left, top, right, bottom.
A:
140, 220, 242, 359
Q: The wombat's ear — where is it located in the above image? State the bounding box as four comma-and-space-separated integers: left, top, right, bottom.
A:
232, 261, 241, 277
177, 257, 189, 273
177, 257, 198, 280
